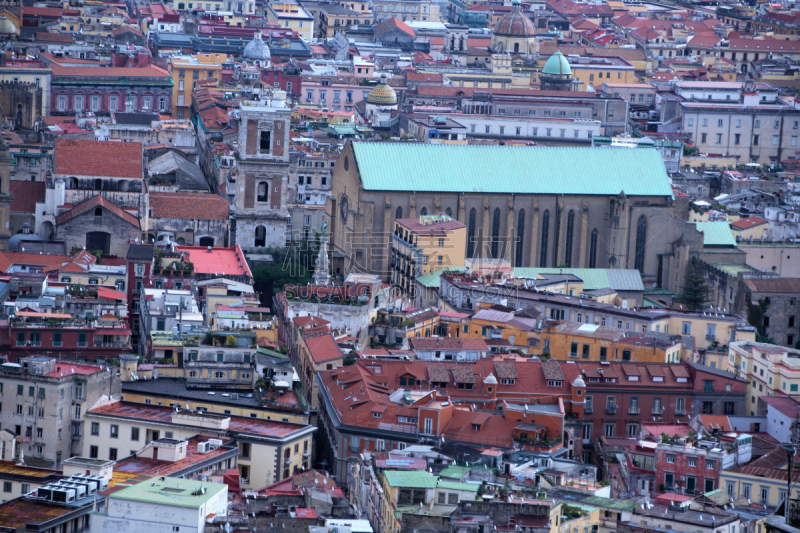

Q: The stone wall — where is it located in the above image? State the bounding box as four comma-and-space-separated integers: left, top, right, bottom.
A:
56, 208, 140, 257
0, 81, 42, 129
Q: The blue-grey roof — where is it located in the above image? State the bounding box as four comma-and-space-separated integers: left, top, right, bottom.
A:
352, 143, 674, 197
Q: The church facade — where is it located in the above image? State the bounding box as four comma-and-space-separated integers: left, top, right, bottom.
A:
326, 142, 699, 292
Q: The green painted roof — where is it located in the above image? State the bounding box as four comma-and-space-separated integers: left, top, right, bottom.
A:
642, 297, 666, 309
693, 222, 737, 247
352, 144, 674, 197
713, 263, 757, 277
579, 495, 636, 511
511, 268, 644, 291
437, 480, 479, 492
257, 347, 288, 358
417, 267, 465, 288
108, 478, 226, 508
438, 465, 469, 479
384, 470, 438, 488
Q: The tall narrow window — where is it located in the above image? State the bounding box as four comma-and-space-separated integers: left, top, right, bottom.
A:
395, 206, 402, 219
635, 215, 647, 273
515, 209, 525, 267
491, 208, 501, 258
420, 206, 428, 216
589, 229, 598, 268
467, 208, 476, 258
564, 210, 575, 267
254, 225, 266, 247
540, 210, 550, 267
257, 181, 268, 202
445, 207, 453, 217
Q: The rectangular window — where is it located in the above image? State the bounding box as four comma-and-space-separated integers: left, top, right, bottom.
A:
91, 422, 100, 436
131, 427, 140, 441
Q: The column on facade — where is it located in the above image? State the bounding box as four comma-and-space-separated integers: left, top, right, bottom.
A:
529, 201, 539, 267
506, 199, 515, 265
383, 195, 393, 282
481, 199, 491, 259
578, 202, 589, 268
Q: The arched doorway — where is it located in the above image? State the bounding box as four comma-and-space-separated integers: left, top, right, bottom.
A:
198, 236, 214, 247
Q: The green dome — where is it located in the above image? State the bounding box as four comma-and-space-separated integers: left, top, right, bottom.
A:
542, 50, 571, 76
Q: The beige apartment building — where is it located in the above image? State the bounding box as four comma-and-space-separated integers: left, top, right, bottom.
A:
371, 0, 437, 22
266, 2, 314, 40
729, 340, 800, 415
83, 401, 315, 490
681, 92, 800, 165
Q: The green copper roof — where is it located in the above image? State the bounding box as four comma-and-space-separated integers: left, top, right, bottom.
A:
693, 222, 737, 247
437, 480, 479, 492
713, 263, 756, 277
384, 470, 438, 488
542, 50, 572, 75
352, 144, 673, 197
511, 268, 644, 291
417, 267, 465, 288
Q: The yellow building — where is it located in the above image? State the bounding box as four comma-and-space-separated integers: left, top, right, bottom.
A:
266, 2, 314, 41
391, 213, 466, 296
569, 59, 636, 90
463, 303, 541, 354
729, 340, 800, 415
317, 3, 372, 38
171, 53, 228, 119
649, 312, 755, 351
720, 451, 795, 506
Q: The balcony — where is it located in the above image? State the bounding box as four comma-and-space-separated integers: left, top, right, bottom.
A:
584, 405, 593, 414
628, 406, 640, 414
93, 340, 130, 348
652, 407, 664, 415
605, 404, 617, 414
675, 408, 686, 415
569, 352, 579, 358
706, 334, 717, 340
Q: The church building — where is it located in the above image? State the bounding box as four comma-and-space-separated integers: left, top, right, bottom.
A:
326, 142, 699, 291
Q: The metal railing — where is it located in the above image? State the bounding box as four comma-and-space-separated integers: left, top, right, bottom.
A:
652, 407, 664, 415
629, 406, 640, 414
605, 405, 617, 414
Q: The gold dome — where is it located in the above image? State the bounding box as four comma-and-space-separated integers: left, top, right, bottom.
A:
366, 74, 397, 106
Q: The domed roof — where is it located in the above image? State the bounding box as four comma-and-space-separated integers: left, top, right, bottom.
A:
243, 30, 271, 62
366, 74, 397, 106
572, 375, 586, 388
0, 15, 16, 35
494, 0, 535, 37
484, 373, 498, 385
542, 50, 571, 76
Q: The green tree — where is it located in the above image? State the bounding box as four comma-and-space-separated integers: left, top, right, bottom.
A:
677, 261, 710, 311
748, 298, 776, 344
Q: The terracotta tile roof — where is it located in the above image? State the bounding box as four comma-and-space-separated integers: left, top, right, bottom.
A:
699, 414, 731, 432
426, 363, 448, 383
303, 332, 344, 364
0, 251, 69, 273
406, 72, 443, 83
374, 17, 415, 38
408, 337, 487, 351
56, 195, 140, 228
10, 181, 45, 213
761, 396, 800, 419
670, 365, 690, 379
451, 365, 476, 384
494, 361, 517, 380
113, 25, 143, 36
149, 192, 229, 221
731, 216, 768, 230
745, 278, 800, 294
541, 360, 564, 381
55, 139, 142, 179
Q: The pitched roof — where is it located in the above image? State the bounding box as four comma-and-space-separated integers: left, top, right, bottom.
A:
49, 64, 171, 80
374, 17, 415, 38
0, 251, 69, 273
10, 180, 45, 213
55, 195, 140, 228
55, 139, 142, 179
730, 216, 768, 230
494, 361, 518, 380
149, 192, 229, 221
744, 278, 800, 294
693, 221, 737, 247
541, 360, 565, 381
761, 396, 800, 419
351, 143, 673, 197
303, 332, 344, 364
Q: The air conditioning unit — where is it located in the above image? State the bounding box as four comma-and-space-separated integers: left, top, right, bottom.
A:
197, 442, 211, 454
207, 439, 223, 449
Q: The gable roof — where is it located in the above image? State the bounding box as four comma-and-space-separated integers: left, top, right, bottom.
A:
374, 17, 415, 39
149, 192, 229, 221
55, 139, 143, 179
351, 143, 673, 197
693, 221, 737, 247
56, 195, 140, 228
10, 180, 45, 213
730, 216, 767, 230
0, 251, 69, 273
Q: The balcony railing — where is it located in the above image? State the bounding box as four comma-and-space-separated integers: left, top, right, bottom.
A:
675, 408, 686, 415
605, 405, 617, 414
584, 405, 593, 414
93, 341, 130, 348
629, 406, 640, 414
652, 407, 664, 415
569, 352, 579, 358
